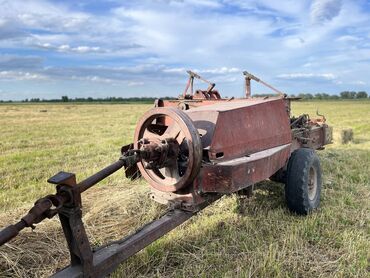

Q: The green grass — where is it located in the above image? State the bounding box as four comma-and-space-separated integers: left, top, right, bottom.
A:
0, 100, 369, 277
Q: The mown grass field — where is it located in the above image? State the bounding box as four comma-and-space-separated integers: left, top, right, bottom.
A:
0, 100, 369, 277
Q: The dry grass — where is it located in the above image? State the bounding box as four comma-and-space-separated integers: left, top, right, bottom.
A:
0, 183, 165, 277
0, 101, 369, 277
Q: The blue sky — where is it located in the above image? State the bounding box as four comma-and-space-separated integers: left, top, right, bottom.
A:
0, 0, 369, 100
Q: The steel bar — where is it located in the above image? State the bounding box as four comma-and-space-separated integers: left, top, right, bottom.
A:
77, 159, 126, 193
0, 221, 26, 245
51, 209, 194, 278
243, 71, 284, 96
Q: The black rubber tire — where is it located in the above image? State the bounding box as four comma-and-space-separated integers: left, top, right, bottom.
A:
285, 148, 322, 215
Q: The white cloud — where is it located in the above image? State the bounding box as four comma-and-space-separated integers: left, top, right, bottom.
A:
168, 0, 223, 8
57, 44, 102, 53
223, 0, 307, 16
35, 43, 103, 53
351, 80, 366, 85
127, 81, 144, 86
7, 1, 90, 31
71, 75, 114, 84
0, 70, 48, 81
336, 35, 362, 42
277, 73, 336, 81
310, 0, 342, 24
200, 67, 240, 74
0, 0, 369, 99
163, 67, 240, 75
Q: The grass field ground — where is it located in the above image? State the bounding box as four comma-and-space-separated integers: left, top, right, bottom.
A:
0, 100, 369, 277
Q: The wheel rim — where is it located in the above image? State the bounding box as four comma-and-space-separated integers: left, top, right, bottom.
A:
308, 166, 318, 201
134, 107, 202, 192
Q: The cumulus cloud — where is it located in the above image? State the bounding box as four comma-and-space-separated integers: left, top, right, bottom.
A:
3, 0, 90, 32
0, 0, 369, 99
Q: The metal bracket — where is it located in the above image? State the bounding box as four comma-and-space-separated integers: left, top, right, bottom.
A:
49, 171, 93, 276
58, 207, 93, 277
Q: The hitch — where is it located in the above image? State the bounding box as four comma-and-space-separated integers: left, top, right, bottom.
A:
0, 149, 139, 246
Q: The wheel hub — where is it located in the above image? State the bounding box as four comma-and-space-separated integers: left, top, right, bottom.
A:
308, 166, 318, 200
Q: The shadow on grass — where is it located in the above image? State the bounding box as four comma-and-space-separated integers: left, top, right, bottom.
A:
114, 147, 370, 276
114, 181, 294, 277
235, 181, 285, 216
2, 147, 369, 277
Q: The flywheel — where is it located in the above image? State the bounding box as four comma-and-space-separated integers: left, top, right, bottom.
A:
134, 107, 202, 192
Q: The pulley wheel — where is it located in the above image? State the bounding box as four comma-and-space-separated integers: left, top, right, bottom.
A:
134, 107, 202, 192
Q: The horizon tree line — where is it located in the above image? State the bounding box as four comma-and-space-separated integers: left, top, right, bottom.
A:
0, 91, 368, 103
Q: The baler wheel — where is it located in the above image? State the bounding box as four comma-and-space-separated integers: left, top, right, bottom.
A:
134, 107, 202, 192
285, 148, 322, 215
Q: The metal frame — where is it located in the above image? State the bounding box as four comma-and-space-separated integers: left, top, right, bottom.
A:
53, 209, 195, 278
0, 70, 333, 277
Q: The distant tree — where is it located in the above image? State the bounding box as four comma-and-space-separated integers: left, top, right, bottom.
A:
341, 91, 357, 99
349, 91, 357, 98
321, 93, 330, 99
61, 96, 69, 102
297, 93, 313, 99
356, 91, 368, 98
340, 91, 350, 99
315, 93, 323, 99
305, 93, 314, 99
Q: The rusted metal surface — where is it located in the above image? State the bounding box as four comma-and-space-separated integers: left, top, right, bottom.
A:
187, 98, 292, 161
77, 160, 126, 193
182, 70, 216, 99
245, 76, 251, 98
243, 71, 285, 97
121, 143, 141, 179
0, 69, 333, 277
134, 107, 202, 192
52, 209, 194, 278
0, 192, 69, 245
200, 144, 291, 193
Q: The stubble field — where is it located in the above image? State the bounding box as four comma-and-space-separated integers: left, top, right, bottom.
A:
0, 100, 369, 277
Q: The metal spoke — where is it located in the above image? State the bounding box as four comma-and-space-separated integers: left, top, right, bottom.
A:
175, 131, 186, 145
164, 160, 180, 183
143, 129, 160, 139
161, 123, 181, 140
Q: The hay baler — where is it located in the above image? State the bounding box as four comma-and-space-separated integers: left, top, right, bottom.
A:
0, 71, 332, 277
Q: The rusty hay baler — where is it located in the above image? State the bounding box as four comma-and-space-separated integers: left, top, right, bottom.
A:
0, 71, 332, 277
